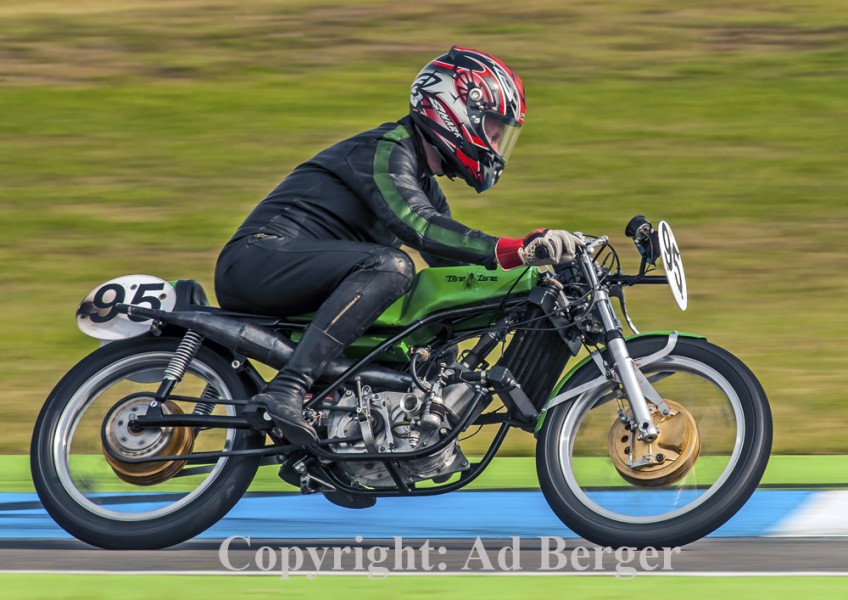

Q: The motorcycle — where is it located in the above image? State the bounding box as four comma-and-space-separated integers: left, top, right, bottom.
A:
30, 216, 772, 550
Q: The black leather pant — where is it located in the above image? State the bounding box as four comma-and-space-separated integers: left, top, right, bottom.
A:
215, 234, 415, 373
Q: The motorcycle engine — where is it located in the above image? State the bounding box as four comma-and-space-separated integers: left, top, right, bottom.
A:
324, 379, 477, 488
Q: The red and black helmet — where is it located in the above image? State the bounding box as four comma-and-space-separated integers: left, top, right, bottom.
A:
410, 46, 526, 193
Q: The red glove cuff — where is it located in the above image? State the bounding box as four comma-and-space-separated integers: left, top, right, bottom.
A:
495, 237, 525, 270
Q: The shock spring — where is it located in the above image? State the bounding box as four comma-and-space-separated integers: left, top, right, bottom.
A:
163, 330, 204, 382
192, 384, 219, 416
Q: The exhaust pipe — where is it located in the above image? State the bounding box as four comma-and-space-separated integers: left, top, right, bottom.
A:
121, 305, 411, 391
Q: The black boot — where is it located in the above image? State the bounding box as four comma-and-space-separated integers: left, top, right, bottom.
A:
254, 326, 344, 445
252, 376, 316, 445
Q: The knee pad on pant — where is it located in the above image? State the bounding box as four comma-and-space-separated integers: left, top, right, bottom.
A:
358, 247, 415, 294
318, 249, 415, 341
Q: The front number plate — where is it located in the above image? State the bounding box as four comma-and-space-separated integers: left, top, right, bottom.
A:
658, 221, 687, 311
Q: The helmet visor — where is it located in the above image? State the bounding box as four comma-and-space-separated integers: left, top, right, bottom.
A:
482, 113, 522, 165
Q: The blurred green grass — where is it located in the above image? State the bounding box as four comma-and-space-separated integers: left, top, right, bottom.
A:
3, 455, 847, 492
1, 574, 847, 599
2, 0, 847, 453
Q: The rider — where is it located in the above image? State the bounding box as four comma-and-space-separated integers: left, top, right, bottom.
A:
214, 46, 583, 445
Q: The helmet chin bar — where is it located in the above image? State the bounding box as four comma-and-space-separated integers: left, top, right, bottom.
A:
412, 110, 507, 193
472, 153, 505, 193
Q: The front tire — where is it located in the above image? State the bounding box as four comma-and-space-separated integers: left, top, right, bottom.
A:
537, 336, 772, 548
31, 336, 263, 549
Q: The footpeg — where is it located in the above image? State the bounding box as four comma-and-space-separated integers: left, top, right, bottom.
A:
240, 402, 275, 431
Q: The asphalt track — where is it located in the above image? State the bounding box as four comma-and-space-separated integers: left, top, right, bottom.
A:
0, 538, 846, 575
2, 489, 847, 575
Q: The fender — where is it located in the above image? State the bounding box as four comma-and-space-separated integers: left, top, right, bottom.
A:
534, 331, 707, 435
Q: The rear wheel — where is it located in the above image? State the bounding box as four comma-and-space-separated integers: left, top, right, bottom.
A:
31, 336, 263, 549
537, 336, 772, 548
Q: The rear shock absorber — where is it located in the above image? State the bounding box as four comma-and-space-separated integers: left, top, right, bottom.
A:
155, 330, 204, 400
192, 384, 219, 416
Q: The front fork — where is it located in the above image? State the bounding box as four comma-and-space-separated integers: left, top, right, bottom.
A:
579, 254, 660, 442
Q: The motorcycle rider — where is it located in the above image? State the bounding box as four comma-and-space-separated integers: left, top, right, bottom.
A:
215, 46, 583, 445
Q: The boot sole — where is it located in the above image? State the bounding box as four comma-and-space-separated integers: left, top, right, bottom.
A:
275, 420, 318, 446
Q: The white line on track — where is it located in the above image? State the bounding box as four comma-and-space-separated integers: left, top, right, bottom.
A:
1, 570, 847, 577
769, 491, 848, 537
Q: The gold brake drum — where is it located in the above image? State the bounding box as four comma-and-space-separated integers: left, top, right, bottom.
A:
608, 399, 701, 487
102, 397, 195, 486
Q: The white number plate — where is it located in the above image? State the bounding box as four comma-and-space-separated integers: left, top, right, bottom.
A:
658, 221, 687, 311
76, 274, 177, 340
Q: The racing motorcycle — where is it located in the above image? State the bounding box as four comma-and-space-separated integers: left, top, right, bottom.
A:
31, 216, 772, 550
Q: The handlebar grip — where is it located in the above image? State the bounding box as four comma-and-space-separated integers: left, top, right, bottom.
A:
534, 246, 549, 260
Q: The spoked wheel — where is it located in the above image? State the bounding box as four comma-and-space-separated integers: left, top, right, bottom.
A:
537, 336, 772, 548
31, 336, 263, 549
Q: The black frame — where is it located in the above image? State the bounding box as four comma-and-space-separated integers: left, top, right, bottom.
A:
112, 295, 539, 497
108, 267, 670, 498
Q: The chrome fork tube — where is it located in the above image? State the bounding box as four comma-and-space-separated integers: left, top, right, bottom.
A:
580, 254, 659, 441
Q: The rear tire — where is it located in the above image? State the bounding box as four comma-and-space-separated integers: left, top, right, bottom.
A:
31, 336, 263, 549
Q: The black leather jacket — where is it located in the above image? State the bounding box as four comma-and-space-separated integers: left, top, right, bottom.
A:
226, 115, 498, 268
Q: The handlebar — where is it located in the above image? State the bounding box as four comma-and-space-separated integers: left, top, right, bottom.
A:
581, 235, 608, 253
608, 274, 668, 286
568, 232, 668, 286
534, 234, 608, 262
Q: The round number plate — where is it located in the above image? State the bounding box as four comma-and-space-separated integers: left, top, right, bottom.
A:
76, 274, 176, 340
658, 221, 687, 311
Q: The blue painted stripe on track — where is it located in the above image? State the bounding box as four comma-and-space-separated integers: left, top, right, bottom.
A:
710, 490, 812, 537
0, 490, 816, 540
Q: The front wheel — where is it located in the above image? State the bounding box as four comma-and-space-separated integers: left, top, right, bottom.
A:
31, 336, 263, 549
537, 336, 772, 548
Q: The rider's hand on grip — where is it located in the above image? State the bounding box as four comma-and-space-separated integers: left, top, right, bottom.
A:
496, 228, 584, 269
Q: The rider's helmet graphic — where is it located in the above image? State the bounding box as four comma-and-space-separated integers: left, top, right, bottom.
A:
410, 46, 526, 192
